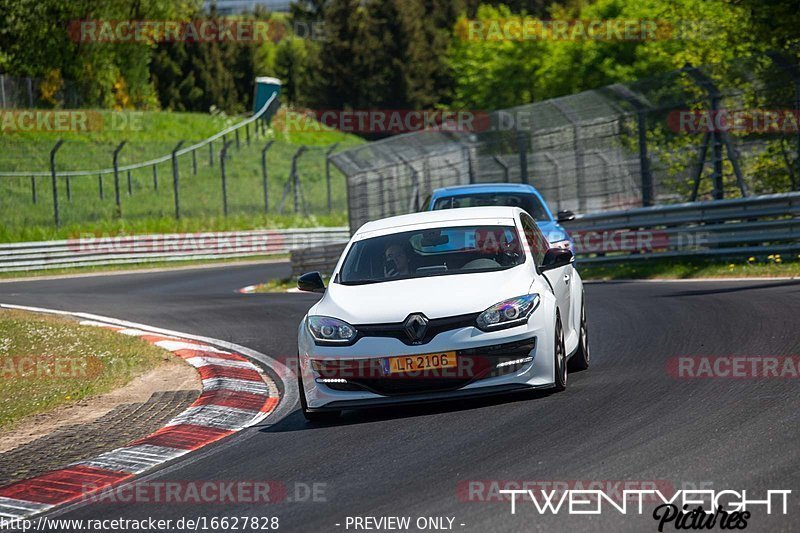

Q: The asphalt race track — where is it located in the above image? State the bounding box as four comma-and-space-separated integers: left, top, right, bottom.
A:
1, 263, 798, 532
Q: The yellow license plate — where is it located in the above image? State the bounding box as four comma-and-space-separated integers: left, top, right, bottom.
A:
385, 351, 457, 374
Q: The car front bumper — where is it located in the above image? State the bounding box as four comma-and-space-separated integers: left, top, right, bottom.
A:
297, 316, 557, 410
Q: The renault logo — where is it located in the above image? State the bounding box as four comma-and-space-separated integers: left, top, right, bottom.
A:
404, 313, 429, 343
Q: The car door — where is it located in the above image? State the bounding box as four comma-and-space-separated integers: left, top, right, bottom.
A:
521, 213, 572, 332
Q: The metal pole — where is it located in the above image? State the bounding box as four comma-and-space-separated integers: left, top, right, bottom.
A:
245, 123, 250, 145
637, 110, 653, 206
27, 77, 33, 107
171, 141, 184, 220
50, 140, 64, 227
290, 146, 307, 214
209, 141, 214, 167
152, 165, 158, 191
325, 143, 339, 213
235, 130, 240, 150
98, 174, 104, 200
0, 74, 6, 108
192, 149, 197, 175
261, 141, 274, 213
516, 131, 529, 184
127, 170, 132, 195
710, 95, 724, 200
220, 140, 234, 217
65, 176, 71, 201
31, 175, 37, 204
492, 155, 510, 182
112, 141, 127, 213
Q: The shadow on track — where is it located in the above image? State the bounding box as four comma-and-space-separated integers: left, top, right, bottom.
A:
259, 387, 559, 433
657, 279, 800, 297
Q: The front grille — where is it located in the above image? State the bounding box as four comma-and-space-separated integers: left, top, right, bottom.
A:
354, 313, 480, 345
317, 337, 536, 396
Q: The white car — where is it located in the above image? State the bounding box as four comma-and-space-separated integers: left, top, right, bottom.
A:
296, 206, 589, 421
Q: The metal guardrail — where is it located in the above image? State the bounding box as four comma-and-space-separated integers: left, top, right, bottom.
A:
289, 193, 800, 275
291, 242, 350, 277
0, 227, 349, 273
565, 192, 800, 263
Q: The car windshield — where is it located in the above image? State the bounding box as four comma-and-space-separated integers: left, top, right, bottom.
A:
432, 193, 551, 221
338, 225, 525, 285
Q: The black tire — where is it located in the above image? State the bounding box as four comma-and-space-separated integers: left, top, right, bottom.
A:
298, 373, 341, 423
553, 314, 567, 392
568, 297, 590, 372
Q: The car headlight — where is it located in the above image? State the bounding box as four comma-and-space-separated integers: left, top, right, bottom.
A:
476, 294, 540, 331
307, 316, 358, 345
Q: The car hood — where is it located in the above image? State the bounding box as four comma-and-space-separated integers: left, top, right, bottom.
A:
312, 266, 533, 324
536, 221, 570, 244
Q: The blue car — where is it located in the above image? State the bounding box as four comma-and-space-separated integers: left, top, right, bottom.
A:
425, 183, 575, 250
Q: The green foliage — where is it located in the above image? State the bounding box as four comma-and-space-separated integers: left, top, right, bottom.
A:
448, 0, 800, 108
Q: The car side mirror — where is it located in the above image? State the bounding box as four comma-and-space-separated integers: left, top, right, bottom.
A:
298, 271, 326, 293
557, 210, 576, 223
540, 248, 574, 272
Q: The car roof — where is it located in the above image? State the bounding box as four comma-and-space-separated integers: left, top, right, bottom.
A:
431, 183, 540, 196
356, 206, 523, 236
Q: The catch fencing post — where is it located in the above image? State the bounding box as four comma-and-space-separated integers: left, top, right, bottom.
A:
325, 143, 339, 213
220, 140, 234, 217
112, 141, 127, 213
246, 123, 251, 145
50, 140, 64, 227
31, 175, 37, 204
127, 170, 132, 195
291, 146, 307, 214
209, 141, 214, 167
152, 165, 158, 191
516, 130, 530, 184
171, 141, 184, 219
192, 148, 197, 175
261, 141, 275, 213
492, 155, 510, 183
607, 84, 654, 206
98, 174, 103, 200
235, 130, 240, 150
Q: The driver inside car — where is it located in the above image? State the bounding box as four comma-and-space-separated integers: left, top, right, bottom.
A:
384, 242, 412, 278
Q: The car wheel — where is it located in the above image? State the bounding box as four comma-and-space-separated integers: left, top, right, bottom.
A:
553, 313, 567, 391
297, 371, 341, 423
568, 298, 590, 372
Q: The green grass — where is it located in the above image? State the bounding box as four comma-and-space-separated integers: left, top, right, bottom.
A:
249, 274, 332, 293
577, 254, 800, 280
0, 309, 171, 429
0, 108, 363, 242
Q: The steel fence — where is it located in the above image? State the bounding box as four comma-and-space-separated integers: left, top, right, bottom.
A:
332, 53, 800, 233
0, 91, 350, 228
0, 227, 349, 273
289, 192, 800, 275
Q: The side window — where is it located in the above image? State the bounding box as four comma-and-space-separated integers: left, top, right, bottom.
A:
520, 213, 548, 266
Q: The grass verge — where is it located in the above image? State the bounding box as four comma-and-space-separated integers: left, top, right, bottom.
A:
577, 255, 800, 280
0, 309, 171, 429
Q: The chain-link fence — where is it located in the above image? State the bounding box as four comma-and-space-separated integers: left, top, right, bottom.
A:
0, 94, 350, 231
332, 52, 800, 231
